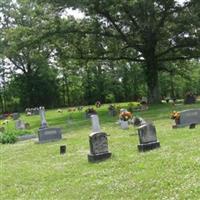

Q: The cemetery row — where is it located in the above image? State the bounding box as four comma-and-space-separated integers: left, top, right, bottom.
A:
1, 106, 199, 163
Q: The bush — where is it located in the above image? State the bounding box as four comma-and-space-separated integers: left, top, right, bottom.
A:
0, 131, 17, 144
105, 94, 115, 103
127, 103, 135, 113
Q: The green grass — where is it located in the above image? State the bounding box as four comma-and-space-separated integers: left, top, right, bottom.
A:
1, 102, 200, 199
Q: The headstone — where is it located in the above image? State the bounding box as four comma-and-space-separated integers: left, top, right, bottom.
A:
25, 123, 30, 129
12, 112, 20, 120
133, 117, 146, 127
108, 105, 117, 116
85, 108, 97, 119
184, 93, 196, 104
141, 97, 148, 104
91, 115, 101, 132
16, 119, 25, 130
60, 145, 66, 154
88, 132, 111, 162
137, 123, 160, 152
173, 109, 200, 128
39, 107, 48, 129
88, 115, 111, 162
33, 108, 39, 115
120, 120, 129, 129
27, 112, 32, 116
38, 127, 62, 143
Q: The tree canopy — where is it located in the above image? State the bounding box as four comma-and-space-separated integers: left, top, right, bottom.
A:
0, 0, 200, 111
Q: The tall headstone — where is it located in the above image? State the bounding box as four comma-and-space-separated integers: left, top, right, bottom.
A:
38, 107, 62, 143
39, 107, 48, 129
88, 115, 111, 162
91, 115, 101, 132
137, 123, 160, 152
88, 132, 111, 162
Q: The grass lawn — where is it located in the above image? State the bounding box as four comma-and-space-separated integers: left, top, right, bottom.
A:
1, 102, 200, 199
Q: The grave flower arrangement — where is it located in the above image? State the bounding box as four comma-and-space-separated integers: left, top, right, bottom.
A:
119, 111, 132, 121
171, 111, 180, 124
95, 101, 101, 108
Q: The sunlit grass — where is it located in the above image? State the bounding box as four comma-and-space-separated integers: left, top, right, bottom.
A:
1, 102, 200, 199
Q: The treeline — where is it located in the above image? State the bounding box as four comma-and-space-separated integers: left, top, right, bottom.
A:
0, 0, 200, 112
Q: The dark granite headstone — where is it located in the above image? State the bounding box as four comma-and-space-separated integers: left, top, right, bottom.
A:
38, 127, 62, 143
138, 123, 160, 152
184, 93, 196, 104
173, 109, 200, 128
88, 132, 111, 162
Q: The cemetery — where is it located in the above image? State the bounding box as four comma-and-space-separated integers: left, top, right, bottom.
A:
1, 101, 200, 199
1, 0, 200, 199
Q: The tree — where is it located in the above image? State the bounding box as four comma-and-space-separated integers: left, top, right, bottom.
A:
40, 0, 200, 103
0, 0, 60, 108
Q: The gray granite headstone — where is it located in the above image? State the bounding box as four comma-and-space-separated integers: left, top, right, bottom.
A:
173, 109, 200, 128
38, 127, 62, 143
39, 107, 48, 129
137, 123, 160, 152
16, 119, 25, 130
91, 115, 101, 132
88, 132, 111, 162
88, 115, 111, 162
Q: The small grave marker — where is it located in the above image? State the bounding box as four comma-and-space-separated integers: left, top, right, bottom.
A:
60, 145, 66, 154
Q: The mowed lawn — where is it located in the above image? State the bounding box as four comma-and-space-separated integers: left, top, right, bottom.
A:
1, 102, 200, 200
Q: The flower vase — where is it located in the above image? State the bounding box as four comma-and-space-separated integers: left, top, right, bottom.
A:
120, 120, 129, 129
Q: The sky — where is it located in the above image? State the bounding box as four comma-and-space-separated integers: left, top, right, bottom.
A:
66, 0, 189, 19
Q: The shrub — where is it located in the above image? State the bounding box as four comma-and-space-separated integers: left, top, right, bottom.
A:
0, 129, 33, 144
0, 131, 17, 144
127, 103, 135, 113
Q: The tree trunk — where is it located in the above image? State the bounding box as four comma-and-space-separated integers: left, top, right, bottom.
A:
145, 59, 161, 104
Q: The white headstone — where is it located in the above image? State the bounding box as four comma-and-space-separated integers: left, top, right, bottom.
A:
120, 120, 129, 129
91, 115, 101, 132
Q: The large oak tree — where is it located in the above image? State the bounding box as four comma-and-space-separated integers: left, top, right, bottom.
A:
40, 0, 200, 103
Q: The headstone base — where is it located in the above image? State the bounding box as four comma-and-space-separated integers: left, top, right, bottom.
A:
173, 123, 197, 129
88, 152, 111, 162
138, 141, 160, 152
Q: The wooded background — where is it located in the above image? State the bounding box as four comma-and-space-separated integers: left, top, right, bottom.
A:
0, 0, 200, 112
